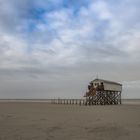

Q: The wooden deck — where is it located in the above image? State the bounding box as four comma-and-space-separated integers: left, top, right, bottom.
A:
50, 91, 122, 106
51, 99, 86, 105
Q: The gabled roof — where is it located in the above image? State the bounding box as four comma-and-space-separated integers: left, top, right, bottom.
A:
90, 78, 122, 86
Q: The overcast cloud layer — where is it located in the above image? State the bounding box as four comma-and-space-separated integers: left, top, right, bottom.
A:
0, 0, 140, 99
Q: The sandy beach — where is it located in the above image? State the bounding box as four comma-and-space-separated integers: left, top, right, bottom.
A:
0, 102, 140, 140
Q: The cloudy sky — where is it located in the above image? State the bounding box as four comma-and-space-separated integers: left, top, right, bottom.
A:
0, 0, 140, 99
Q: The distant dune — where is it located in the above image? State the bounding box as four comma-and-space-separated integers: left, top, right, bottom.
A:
122, 99, 140, 104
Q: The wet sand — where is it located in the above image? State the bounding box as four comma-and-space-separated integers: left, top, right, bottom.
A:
0, 102, 140, 140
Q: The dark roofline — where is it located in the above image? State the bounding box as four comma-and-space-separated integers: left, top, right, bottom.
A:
90, 78, 122, 86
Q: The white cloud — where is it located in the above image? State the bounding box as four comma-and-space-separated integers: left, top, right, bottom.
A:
0, 33, 27, 68
122, 80, 140, 98
90, 0, 113, 20
0, 0, 140, 98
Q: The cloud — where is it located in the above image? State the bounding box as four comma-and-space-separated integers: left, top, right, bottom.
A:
0, 0, 140, 98
123, 80, 140, 98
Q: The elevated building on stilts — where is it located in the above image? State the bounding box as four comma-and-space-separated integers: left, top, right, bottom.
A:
84, 78, 122, 105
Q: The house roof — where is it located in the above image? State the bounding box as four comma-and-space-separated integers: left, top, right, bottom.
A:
90, 78, 122, 86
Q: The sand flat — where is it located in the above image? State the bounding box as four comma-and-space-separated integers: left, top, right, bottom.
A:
0, 102, 140, 140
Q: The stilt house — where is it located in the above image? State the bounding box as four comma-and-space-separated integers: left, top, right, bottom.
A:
84, 78, 122, 105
